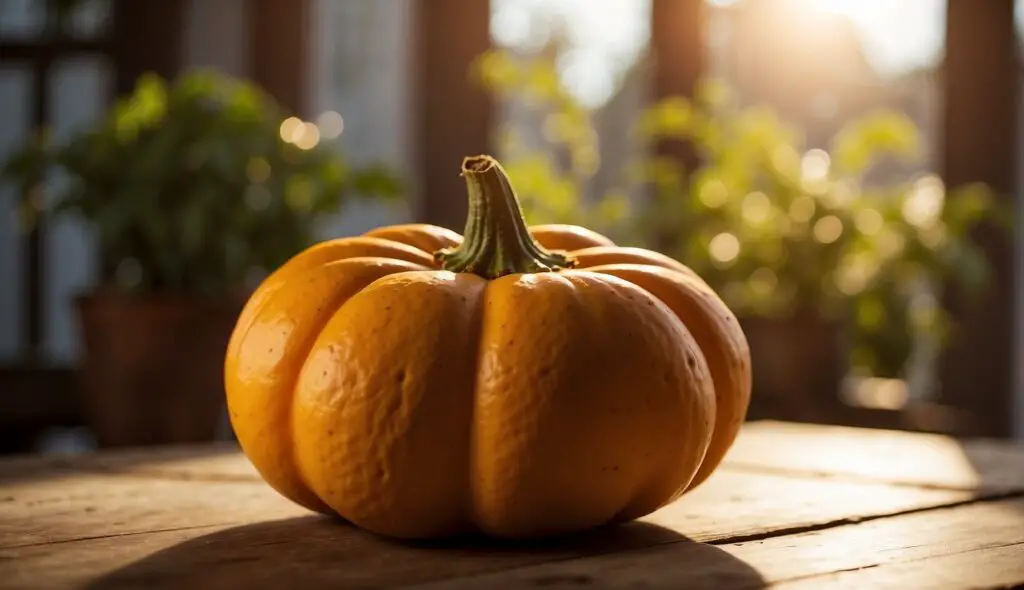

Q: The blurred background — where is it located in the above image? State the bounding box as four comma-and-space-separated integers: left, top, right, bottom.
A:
0, 0, 1019, 455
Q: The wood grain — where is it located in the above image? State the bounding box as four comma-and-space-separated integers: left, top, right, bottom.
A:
0, 443, 251, 483
406, 498, 1024, 589
723, 420, 1024, 491
0, 464, 967, 550
1, 421, 1022, 589
0, 469, 973, 589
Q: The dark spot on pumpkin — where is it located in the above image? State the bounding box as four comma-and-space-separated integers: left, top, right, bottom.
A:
460, 295, 467, 303
396, 370, 406, 383
612, 466, 619, 472
327, 430, 334, 436
725, 316, 732, 322
84, 506, 96, 513
646, 299, 654, 307
539, 365, 552, 377
384, 305, 392, 311
687, 355, 698, 370
507, 339, 514, 346
268, 348, 274, 354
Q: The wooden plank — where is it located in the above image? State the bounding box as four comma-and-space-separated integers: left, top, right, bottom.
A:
723, 420, 1024, 492
0, 464, 968, 550
779, 545, 1024, 590
0, 443, 253, 482
0, 468, 971, 588
0, 476, 306, 550
9, 419, 1023, 492
404, 498, 1024, 589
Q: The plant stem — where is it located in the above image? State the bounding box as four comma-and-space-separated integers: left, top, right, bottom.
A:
436, 155, 574, 279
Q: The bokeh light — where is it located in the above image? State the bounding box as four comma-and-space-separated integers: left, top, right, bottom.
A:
741, 191, 772, 224
699, 179, 729, 208
292, 123, 321, 150
279, 117, 303, 143
709, 232, 741, 264
317, 111, 345, 139
813, 215, 844, 243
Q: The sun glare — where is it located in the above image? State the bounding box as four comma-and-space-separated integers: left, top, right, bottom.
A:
711, 0, 945, 77
805, 0, 945, 76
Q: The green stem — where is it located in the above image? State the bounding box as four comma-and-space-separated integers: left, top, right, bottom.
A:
436, 155, 574, 279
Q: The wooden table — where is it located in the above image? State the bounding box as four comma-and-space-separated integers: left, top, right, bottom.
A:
2, 420, 1023, 589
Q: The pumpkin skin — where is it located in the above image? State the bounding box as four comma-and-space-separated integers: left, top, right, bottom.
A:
225, 157, 751, 540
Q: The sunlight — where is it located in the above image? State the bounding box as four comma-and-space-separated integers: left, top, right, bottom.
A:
490, 0, 650, 108
806, 0, 945, 76
710, 0, 944, 77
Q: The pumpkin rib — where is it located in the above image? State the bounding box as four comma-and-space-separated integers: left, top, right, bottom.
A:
274, 236, 439, 277
582, 271, 717, 520
529, 224, 616, 251
469, 271, 715, 538
226, 257, 430, 515
586, 263, 751, 493
363, 223, 463, 254
568, 246, 706, 285
291, 270, 486, 538
285, 260, 437, 508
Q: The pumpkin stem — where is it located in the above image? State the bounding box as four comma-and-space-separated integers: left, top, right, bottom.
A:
435, 155, 574, 279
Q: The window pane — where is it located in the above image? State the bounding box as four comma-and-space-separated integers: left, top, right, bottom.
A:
43, 56, 110, 365
310, 0, 413, 236
0, 66, 30, 362
488, 0, 652, 222
0, 0, 45, 40
66, 0, 111, 39
182, 0, 247, 75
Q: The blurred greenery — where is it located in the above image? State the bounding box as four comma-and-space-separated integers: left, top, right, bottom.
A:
476, 48, 1011, 379
1, 70, 402, 296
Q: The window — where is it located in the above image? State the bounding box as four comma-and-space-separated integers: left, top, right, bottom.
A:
0, 0, 112, 365
310, 0, 414, 237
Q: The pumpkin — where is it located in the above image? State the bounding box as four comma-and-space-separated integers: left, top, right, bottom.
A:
225, 155, 751, 539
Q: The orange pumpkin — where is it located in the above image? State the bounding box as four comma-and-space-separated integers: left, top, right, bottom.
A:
225, 155, 751, 539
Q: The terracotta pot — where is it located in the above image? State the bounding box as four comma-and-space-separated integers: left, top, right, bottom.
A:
75, 292, 243, 448
741, 311, 845, 423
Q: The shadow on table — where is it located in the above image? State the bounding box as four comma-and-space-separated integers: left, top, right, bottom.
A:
86, 515, 766, 589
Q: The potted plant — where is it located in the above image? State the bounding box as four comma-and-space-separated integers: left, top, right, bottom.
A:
473, 48, 1004, 422
2, 71, 402, 447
